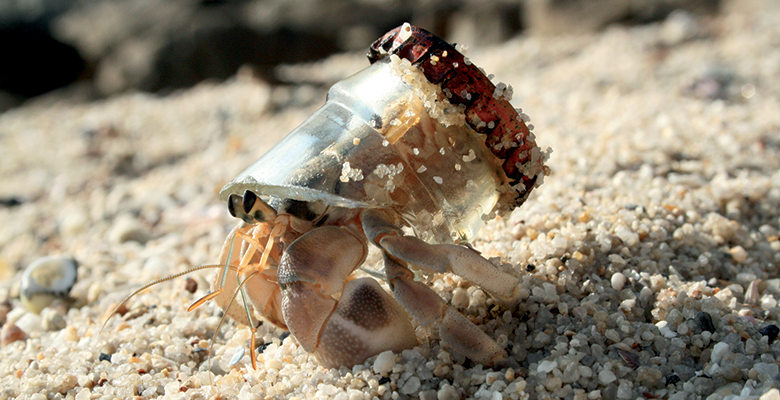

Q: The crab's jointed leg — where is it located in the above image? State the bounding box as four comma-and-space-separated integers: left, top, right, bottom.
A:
196, 222, 287, 329
362, 209, 519, 367
278, 225, 418, 367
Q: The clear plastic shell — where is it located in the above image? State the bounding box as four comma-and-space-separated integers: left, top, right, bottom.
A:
221, 60, 508, 244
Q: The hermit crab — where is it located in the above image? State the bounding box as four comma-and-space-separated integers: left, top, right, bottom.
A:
107, 23, 548, 369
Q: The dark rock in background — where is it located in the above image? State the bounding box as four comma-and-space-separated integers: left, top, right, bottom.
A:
524, 0, 721, 35
0, 27, 85, 97
0, 0, 722, 112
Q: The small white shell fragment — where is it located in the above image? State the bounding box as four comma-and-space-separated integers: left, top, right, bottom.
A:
20, 256, 78, 314
229, 346, 245, 367
745, 280, 760, 305
417, 165, 428, 173
398, 22, 413, 42
433, 176, 443, 184
413, 148, 419, 155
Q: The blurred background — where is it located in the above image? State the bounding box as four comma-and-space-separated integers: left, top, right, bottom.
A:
0, 0, 722, 113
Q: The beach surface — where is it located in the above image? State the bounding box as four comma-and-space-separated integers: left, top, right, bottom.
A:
1, 3, 780, 399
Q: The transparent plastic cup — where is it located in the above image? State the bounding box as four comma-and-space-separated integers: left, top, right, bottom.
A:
221, 58, 507, 244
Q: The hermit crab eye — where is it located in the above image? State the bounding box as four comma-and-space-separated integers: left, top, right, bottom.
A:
228, 190, 277, 223
227, 193, 242, 219
242, 190, 257, 214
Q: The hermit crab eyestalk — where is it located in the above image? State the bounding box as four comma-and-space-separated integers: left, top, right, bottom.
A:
227, 190, 277, 223
220, 23, 547, 244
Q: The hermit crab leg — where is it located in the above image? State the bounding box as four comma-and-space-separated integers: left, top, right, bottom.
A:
192, 220, 288, 369
187, 224, 247, 313
208, 269, 261, 370
188, 223, 262, 321
362, 209, 518, 367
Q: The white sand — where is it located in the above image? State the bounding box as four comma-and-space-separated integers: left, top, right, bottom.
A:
2, 3, 780, 399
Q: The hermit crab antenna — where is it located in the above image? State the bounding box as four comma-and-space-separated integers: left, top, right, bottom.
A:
100, 264, 224, 334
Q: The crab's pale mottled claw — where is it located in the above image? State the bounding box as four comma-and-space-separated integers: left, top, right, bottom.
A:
278, 225, 417, 367
315, 277, 418, 367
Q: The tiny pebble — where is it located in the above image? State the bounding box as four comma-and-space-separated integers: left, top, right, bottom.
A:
758, 325, 779, 343
598, 369, 616, 385
656, 321, 677, 338
373, 350, 395, 375
451, 287, 470, 309
760, 389, 780, 400
711, 342, 730, 363
753, 363, 779, 379
20, 256, 78, 314
696, 312, 715, 333
75, 389, 91, 400
400, 376, 421, 394
616, 381, 632, 399
41, 307, 67, 331
538, 360, 557, 373
1, 323, 26, 346
638, 287, 654, 304
438, 383, 459, 400
729, 246, 748, 263
109, 215, 151, 244
611, 272, 627, 291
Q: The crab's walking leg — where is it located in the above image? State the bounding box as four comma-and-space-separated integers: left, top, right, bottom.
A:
362, 209, 518, 367
278, 226, 417, 368
210, 222, 288, 329
196, 222, 287, 368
